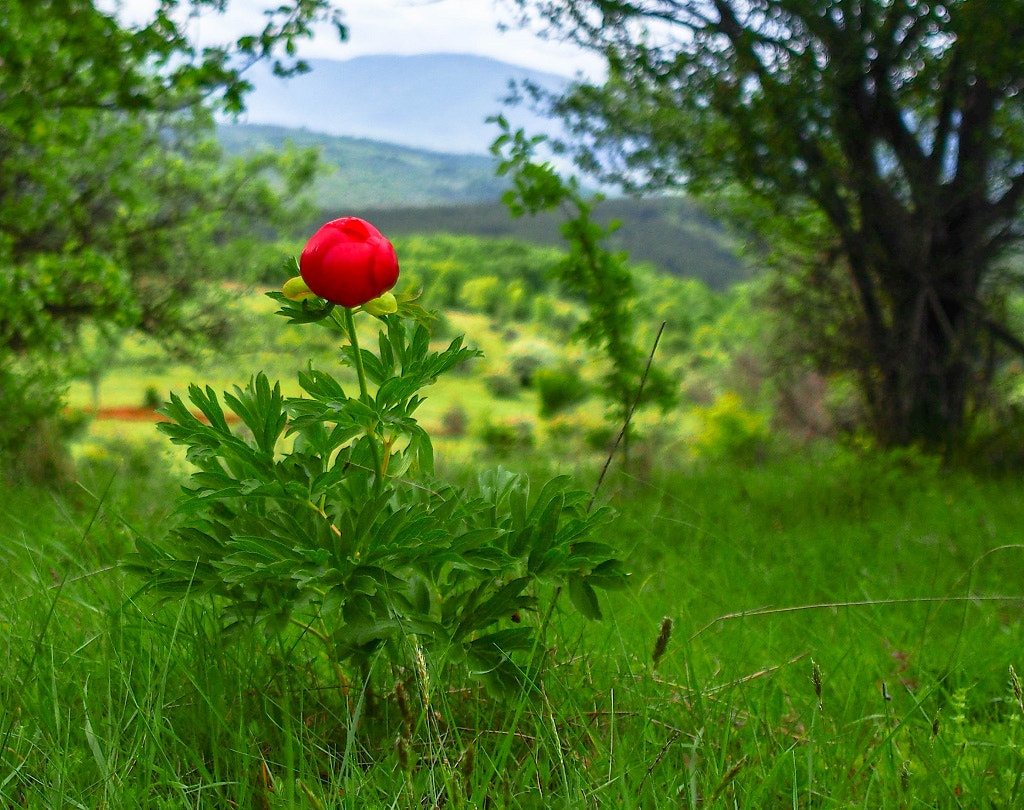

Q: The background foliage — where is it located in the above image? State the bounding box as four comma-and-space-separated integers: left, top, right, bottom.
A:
517, 0, 1024, 449
0, 0, 341, 477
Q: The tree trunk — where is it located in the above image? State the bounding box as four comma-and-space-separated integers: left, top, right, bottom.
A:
866, 267, 978, 450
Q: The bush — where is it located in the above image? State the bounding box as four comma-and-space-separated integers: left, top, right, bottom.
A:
484, 372, 522, 399
532, 294, 579, 335
585, 423, 617, 452
0, 362, 77, 485
440, 405, 469, 437
691, 391, 772, 462
535, 366, 589, 418
142, 385, 163, 410
477, 416, 535, 454
507, 339, 556, 387
459, 275, 503, 314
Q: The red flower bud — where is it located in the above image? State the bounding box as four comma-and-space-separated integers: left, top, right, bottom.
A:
299, 217, 400, 308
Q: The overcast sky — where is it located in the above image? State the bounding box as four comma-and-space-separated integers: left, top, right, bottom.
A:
101, 0, 605, 79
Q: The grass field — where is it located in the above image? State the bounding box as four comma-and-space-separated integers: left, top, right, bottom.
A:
7, 273, 1024, 807
3, 432, 1023, 807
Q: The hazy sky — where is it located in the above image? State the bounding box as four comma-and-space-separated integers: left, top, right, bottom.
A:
101, 0, 604, 78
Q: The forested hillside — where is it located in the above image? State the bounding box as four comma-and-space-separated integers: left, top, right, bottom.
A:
357, 198, 749, 289
220, 123, 748, 288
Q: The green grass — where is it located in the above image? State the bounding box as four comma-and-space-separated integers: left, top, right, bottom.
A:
21, 256, 1024, 806
3, 448, 1023, 807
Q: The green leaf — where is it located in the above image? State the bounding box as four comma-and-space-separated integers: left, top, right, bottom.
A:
567, 541, 619, 564
268, 291, 336, 324
188, 384, 231, 433
586, 559, 630, 590
223, 373, 287, 457
405, 574, 432, 616
568, 575, 602, 621
468, 627, 535, 656
456, 577, 531, 636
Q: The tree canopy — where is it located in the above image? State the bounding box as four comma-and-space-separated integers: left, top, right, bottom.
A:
0, 0, 342, 472
516, 0, 1024, 448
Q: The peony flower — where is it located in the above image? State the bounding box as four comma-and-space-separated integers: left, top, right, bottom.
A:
299, 217, 400, 308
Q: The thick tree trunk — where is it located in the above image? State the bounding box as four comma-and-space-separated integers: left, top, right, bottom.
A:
865, 268, 979, 449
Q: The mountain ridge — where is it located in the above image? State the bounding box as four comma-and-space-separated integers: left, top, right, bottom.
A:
218, 123, 508, 208
219, 122, 747, 288
236, 53, 569, 155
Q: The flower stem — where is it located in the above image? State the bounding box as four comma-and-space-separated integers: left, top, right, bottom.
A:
334, 306, 384, 495
340, 307, 369, 403
306, 499, 342, 537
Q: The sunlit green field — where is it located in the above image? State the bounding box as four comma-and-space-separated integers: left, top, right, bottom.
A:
64, 285, 697, 471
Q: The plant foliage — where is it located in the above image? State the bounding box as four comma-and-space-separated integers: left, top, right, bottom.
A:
130, 293, 627, 695
0, 0, 340, 473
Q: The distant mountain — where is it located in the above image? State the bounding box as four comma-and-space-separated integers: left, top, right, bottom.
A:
234, 53, 569, 155
218, 124, 508, 208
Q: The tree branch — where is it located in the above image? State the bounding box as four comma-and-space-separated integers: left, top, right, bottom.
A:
982, 317, 1024, 360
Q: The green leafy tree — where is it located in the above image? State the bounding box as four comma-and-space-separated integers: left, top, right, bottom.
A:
512, 0, 1024, 449
491, 118, 674, 458
0, 0, 341, 474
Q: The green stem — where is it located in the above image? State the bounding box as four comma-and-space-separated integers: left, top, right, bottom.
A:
289, 617, 350, 704
337, 307, 369, 403
333, 306, 383, 494
306, 499, 342, 537
290, 615, 331, 645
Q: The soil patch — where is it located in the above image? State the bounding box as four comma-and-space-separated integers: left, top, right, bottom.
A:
89, 407, 241, 424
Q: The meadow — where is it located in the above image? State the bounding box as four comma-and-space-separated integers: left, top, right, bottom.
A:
3, 235, 1024, 808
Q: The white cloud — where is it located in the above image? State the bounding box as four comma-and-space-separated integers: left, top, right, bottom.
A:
99, 0, 605, 79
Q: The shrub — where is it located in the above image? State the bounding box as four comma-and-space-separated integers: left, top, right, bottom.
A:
535, 366, 589, 418
691, 391, 772, 462
585, 423, 617, 452
459, 275, 503, 314
507, 339, 556, 387
142, 385, 163, 410
532, 294, 579, 335
440, 405, 469, 437
477, 416, 535, 454
484, 371, 521, 399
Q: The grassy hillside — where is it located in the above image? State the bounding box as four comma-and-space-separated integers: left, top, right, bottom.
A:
218, 124, 507, 208
63, 233, 748, 467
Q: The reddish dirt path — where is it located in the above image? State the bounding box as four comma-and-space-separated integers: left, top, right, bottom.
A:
88, 407, 240, 424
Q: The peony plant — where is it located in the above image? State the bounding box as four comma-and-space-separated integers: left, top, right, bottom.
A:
130, 218, 627, 697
